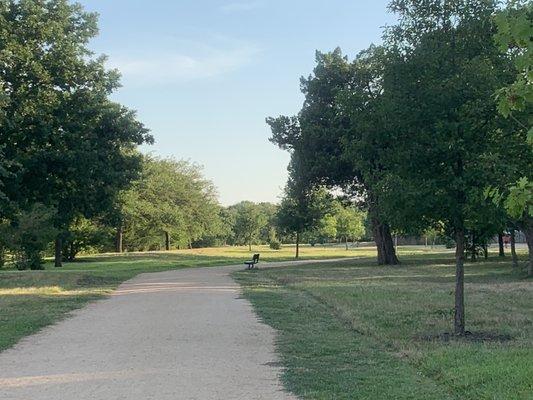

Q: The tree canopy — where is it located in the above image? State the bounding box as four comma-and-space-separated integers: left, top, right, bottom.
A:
0, 0, 152, 267
118, 156, 221, 252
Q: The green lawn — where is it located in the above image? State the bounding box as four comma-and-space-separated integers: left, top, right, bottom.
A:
234, 251, 533, 400
0, 244, 361, 352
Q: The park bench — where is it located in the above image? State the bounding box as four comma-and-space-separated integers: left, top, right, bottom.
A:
244, 254, 260, 270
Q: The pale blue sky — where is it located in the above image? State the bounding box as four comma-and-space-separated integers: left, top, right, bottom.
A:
79, 0, 396, 205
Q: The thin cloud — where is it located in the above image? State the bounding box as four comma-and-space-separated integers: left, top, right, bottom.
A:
108, 44, 260, 86
220, 1, 263, 13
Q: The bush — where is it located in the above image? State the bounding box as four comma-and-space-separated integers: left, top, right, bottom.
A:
63, 217, 113, 261
269, 240, 282, 250
444, 236, 456, 249
5, 204, 57, 270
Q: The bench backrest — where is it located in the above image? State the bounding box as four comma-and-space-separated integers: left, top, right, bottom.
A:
253, 254, 260, 263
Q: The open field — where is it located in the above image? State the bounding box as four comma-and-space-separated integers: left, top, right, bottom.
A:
234, 251, 533, 400
0, 244, 370, 352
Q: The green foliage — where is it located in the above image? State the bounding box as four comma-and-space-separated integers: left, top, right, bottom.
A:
0, 0, 152, 267
487, 1, 533, 231
424, 226, 444, 247
306, 214, 338, 245
506, 177, 533, 218
1, 204, 57, 270
118, 156, 221, 250
268, 45, 401, 264
63, 217, 113, 261
335, 206, 365, 244
276, 181, 331, 239
380, 0, 512, 232
486, 177, 533, 220
494, 0, 533, 121
231, 201, 268, 249
269, 240, 282, 250
0, 147, 11, 217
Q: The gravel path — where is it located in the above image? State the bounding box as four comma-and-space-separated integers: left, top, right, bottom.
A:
0, 260, 344, 399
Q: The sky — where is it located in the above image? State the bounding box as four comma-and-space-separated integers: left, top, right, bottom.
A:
78, 0, 397, 206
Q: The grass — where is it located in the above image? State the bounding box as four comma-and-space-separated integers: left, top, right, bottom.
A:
233, 250, 533, 400
0, 244, 361, 352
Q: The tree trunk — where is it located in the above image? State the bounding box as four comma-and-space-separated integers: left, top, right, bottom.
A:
54, 237, 63, 268
164, 231, 170, 251
248, 242, 251, 252
524, 222, 533, 277
454, 230, 466, 335
115, 226, 123, 253
498, 233, 505, 257
295, 232, 300, 259
345, 236, 348, 251
372, 216, 399, 265
510, 229, 518, 268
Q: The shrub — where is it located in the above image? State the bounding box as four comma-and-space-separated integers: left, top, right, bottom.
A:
7, 204, 57, 270
269, 240, 282, 250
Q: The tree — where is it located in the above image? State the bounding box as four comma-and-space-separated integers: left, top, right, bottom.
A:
306, 214, 338, 245
62, 216, 112, 261
232, 202, 267, 251
382, 0, 515, 334
0, 1, 152, 267
217, 208, 236, 246
4, 204, 57, 270
118, 156, 221, 251
256, 203, 279, 244
268, 47, 400, 265
335, 206, 365, 250
276, 174, 331, 258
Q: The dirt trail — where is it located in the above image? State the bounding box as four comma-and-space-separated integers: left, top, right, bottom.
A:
0, 260, 352, 399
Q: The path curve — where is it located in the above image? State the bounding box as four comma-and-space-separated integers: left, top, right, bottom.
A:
0, 259, 350, 399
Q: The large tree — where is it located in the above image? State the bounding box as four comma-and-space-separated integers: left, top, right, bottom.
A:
0, 0, 152, 267
268, 48, 400, 265
382, 0, 516, 334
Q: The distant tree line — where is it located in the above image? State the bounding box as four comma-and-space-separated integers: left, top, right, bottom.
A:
267, 0, 532, 335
